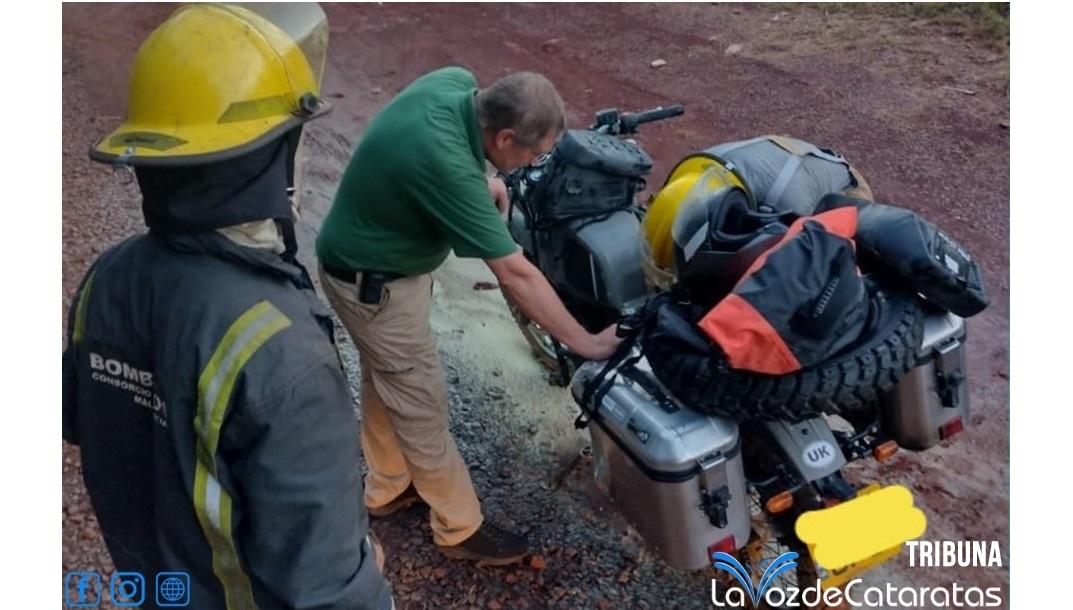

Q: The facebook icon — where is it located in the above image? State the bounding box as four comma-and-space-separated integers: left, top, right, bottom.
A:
64, 571, 101, 607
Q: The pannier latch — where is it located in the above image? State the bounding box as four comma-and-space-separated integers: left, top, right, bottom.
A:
935, 338, 964, 409
698, 453, 731, 528
701, 485, 732, 529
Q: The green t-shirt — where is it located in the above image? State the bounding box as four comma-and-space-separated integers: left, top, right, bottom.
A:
316, 67, 518, 276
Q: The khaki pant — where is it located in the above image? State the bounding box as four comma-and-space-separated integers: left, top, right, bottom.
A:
319, 269, 483, 546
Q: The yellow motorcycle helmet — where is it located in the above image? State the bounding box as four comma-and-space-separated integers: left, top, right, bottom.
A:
90, 3, 330, 166
642, 153, 753, 287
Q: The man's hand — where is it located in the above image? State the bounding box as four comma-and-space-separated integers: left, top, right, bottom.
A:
573, 324, 623, 361
487, 176, 510, 216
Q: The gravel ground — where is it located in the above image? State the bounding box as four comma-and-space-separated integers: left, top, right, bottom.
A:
63, 4, 1009, 609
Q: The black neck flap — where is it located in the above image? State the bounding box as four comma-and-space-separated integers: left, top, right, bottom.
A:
135, 133, 296, 235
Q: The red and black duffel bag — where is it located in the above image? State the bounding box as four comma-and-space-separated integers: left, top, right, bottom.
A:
696, 206, 866, 375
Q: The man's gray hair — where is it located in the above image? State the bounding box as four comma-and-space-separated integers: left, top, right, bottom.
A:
475, 72, 565, 147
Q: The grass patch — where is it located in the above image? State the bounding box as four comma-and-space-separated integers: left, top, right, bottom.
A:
820, 3, 1009, 47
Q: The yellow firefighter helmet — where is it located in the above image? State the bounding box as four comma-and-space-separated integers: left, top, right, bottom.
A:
90, 3, 330, 166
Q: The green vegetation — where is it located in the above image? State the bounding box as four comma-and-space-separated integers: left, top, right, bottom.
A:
823, 3, 1009, 47
909, 3, 1008, 42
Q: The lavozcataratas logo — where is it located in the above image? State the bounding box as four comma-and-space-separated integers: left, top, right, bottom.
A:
710, 541, 1005, 608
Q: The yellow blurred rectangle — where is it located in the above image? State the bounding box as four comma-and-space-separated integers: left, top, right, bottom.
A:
795, 485, 927, 578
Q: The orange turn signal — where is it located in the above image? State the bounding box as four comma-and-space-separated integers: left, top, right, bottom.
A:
872, 441, 899, 462
765, 491, 794, 514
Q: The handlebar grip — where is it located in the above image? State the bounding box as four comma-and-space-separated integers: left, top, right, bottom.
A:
632, 104, 684, 125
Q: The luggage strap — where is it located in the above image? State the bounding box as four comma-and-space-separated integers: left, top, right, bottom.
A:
766, 135, 849, 209
709, 136, 769, 157
766, 154, 805, 211
768, 135, 847, 164
574, 349, 644, 429
575, 294, 668, 428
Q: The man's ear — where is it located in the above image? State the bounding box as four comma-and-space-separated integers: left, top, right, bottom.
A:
493, 128, 516, 150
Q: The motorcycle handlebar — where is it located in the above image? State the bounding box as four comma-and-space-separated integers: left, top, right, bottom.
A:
628, 104, 684, 126
607, 104, 684, 134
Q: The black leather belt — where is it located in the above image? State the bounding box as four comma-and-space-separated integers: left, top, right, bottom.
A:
322, 264, 404, 285
323, 264, 406, 305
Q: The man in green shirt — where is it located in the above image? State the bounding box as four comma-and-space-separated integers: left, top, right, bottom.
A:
316, 67, 620, 565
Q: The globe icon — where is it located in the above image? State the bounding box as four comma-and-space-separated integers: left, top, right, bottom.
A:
159, 576, 187, 602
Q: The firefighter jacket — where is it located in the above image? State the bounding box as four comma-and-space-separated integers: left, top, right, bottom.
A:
63, 230, 393, 610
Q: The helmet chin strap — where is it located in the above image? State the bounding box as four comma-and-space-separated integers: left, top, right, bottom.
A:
279, 218, 298, 263
278, 126, 315, 293
279, 126, 304, 263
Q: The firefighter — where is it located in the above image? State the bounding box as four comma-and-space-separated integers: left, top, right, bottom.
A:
62, 5, 392, 608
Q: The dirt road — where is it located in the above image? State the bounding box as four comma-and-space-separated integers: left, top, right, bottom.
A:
63, 4, 1009, 608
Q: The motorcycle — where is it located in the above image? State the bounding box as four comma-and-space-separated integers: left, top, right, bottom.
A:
501, 105, 974, 602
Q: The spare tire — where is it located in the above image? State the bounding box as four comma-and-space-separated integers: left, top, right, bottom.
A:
642, 283, 925, 421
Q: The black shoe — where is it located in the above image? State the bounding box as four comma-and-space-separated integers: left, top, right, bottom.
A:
436, 522, 529, 566
368, 484, 426, 519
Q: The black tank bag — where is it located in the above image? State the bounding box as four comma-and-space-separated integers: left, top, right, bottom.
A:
530, 129, 652, 222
